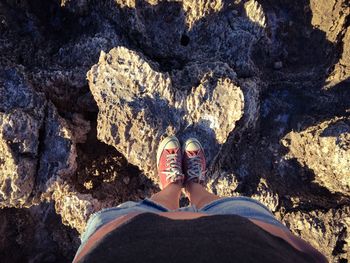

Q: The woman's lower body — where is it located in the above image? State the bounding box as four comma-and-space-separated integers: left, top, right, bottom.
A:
77, 136, 289, 255
78, 195, 288, 252
74, 136, 327, 263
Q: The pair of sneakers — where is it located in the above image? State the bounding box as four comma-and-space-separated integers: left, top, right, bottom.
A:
156, 136, 206, 190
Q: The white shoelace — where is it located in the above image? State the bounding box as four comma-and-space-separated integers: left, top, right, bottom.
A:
161, 153, 183, 182
187, 155, 205, 181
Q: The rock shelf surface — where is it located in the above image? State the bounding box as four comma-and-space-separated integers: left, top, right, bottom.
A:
0, 0, 349, 262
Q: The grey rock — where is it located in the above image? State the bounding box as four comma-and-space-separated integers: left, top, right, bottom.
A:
0, 0, 349, 262
36, 104, 77, 194
283, 207, 350, 262
0, 68, 77, 208
60, 0, 91, 15
0, 68, 46, 113
282, 118, 350, 196
101, 0, 266, 77
326, 27, 350, 88
0, 68, 45, 207
0, 202, 80, 262
88, 47, 244, 182
273, 61, 283, 69
251, 178, 279, 212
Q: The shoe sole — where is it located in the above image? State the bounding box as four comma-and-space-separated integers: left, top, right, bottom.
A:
156, 136, 180, 167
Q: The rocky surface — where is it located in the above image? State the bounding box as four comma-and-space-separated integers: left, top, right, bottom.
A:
88, 47, 244, 181
0, 67, 76, 208
0, 0, 349, 262
282, 118, 350, 195
0, 203, 80, 262
283, 207, 350, 262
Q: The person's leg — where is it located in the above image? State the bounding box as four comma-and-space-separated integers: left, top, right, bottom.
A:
150, 182, 182, 210
182, 138, 221, 209
185, 181, 221, 209
154, 135, 184, 210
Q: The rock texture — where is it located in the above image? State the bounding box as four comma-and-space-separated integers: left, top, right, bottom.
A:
88, 47, 244, 181
0, 203, 80, 263
0, 67, 114, 236
309, 0, 350, 87
101, 0, 266, 77
0, 0, 349, 262
283, 207, 350, 262
326, 27, 350, 88
48, 178, 102, 234
0, 68, 45, 207
0, 67, 78, 208
282, 118, 350, 195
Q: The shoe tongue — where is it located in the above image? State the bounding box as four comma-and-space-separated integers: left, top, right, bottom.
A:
187, 150, 199, 156
166, 148, 178, 155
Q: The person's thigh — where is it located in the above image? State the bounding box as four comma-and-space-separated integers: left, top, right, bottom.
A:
198, 196, 288, 230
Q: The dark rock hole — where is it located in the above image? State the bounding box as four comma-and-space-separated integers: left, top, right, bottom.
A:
180, 33, 190, 46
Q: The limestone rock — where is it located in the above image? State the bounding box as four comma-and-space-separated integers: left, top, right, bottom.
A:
182, 0, 224, 28
0, 68, 96, 233
1, 0, 350, 261
0, 203, 80, 262
36, 105, 77, 194
282, 118, 350, 195
60, 0, 90, 15
48, 178, 101, 234
104, 0, 266, 76
308, 0, 350, 88
243, 0, 266, 38
0, 68, 77, 208
0, 68, 45, 207
283, 207, 350, 262
207, 171, 240, 197
88, 47, 244, 182
67, 113, 91, 144
0, 111, 39, 207
251, 178, 279, 212
326, 27, 350, 87
309, 0, 349, 43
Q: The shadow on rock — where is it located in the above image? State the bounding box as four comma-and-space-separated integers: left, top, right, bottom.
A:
218, 0, 350, 212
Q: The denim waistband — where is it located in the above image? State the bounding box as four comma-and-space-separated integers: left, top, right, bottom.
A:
200, 196, 273, 214
141, 198, 170, 212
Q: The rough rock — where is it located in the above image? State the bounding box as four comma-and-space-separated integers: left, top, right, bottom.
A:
308, 0, 350, 88
0, 203, 80, 262
251, 178, 280, 213
283, 207, 350, 262
326, 27, 350, 88
102, 0, 266, 77
66, 113, 91, 144
0, 0, 350, 262
309, 0, 349, 43
88, 47, 244, 182
0, 68, 45, 208
0, 67, 77, 208
60, 0, 91, 15
207, 170, 240, 197
0, 67, 104, 233
282, 117, 350, 196
47, 178, 101, 234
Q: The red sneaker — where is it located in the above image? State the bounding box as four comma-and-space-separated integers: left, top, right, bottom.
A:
183, 138, 206, 184
156, 136, 184, 189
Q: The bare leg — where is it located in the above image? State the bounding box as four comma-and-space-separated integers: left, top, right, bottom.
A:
150, 182, 182, 210
185, 182, 222, 209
